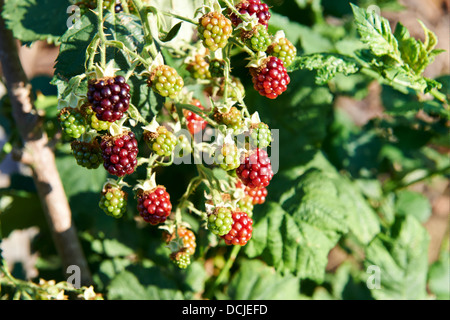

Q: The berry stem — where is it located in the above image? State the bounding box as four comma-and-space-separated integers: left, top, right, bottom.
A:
229, 37, 256, 57
130, 0, 159, 59
214, 245, 241, 287
105, 40, 150, 67
158, 10, 199, 25
96, 0, 107, 69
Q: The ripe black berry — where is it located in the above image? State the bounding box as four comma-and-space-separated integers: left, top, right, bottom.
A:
87, 75, 130, 122
229, 0, 271, 28
100, 130, 138, 177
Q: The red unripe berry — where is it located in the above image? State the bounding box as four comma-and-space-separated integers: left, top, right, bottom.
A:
221, 211, 253, 246
250, 56, 290, 99
137, 186, 172, 225
236, 148, 274, 188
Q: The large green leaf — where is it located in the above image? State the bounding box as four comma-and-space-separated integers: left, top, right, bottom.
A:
2, 0, 71, 45
287, 53, 360, 84
226, 259, 302, 300
364, 216, 430, 299
107, 270, 184, 300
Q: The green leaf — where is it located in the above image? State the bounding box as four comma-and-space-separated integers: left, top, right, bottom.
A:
288, 53, 360, 84
245, 201, 340, 282
394, 190, 431, 222
2, 0, 71, 45
226, 259, 302, 300
351, 4, 401, 61
159, 21, 182, 42
107, 270, 185, 300
364, 216, 430, 299
428, 246, 450, 300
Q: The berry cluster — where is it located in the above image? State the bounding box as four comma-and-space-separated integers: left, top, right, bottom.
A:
249, 122, 272, 148
198, 12, 233, 52
250, 56, 290, 99
100, 130, 138, 177
214, 106, 244, 132
187, 54, 212, 80
216, 143, 241, 171
267, 37, 297, 67
184, 100, 207, 135
145, 126, 178, 157
87, 75, 131, 122
244, 25, 271, 52
71, 140, 102, 169
58, 107, 87, 139
137, 186, 172, 225
229, 0, 271, 28
208, 207, 234, 236
99, 185, 128, 218
220, 211, 253, 246
236, 148, 274, 188
148, 65, 184, 99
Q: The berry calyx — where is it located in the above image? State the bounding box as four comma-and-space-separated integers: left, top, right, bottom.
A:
58, 107, 87, 139
99, 185, 128, 218
184, 99, 207, 135
198, 12, 233, 52
250, 56, 290, 99
236, 148, 274, 188
249, 122, 272, 148
71, 140, 103, 169
87, 75, 131, 122
100, 130, 138, 177
221, 211, 253, 246
148, 65, 184, 99
207, 207, 233, 236
267, 37, 297, 67
187, 54, 211, 80
229, 0, 271, 28
144, 126, 178, 157
137, 186, 172, 225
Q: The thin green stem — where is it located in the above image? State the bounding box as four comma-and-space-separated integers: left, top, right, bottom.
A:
131, 0, 158, 59
159, 10, 198, 25
214, 245, 241, 286
229, 37, 255, 57
97, 0, 107, 68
